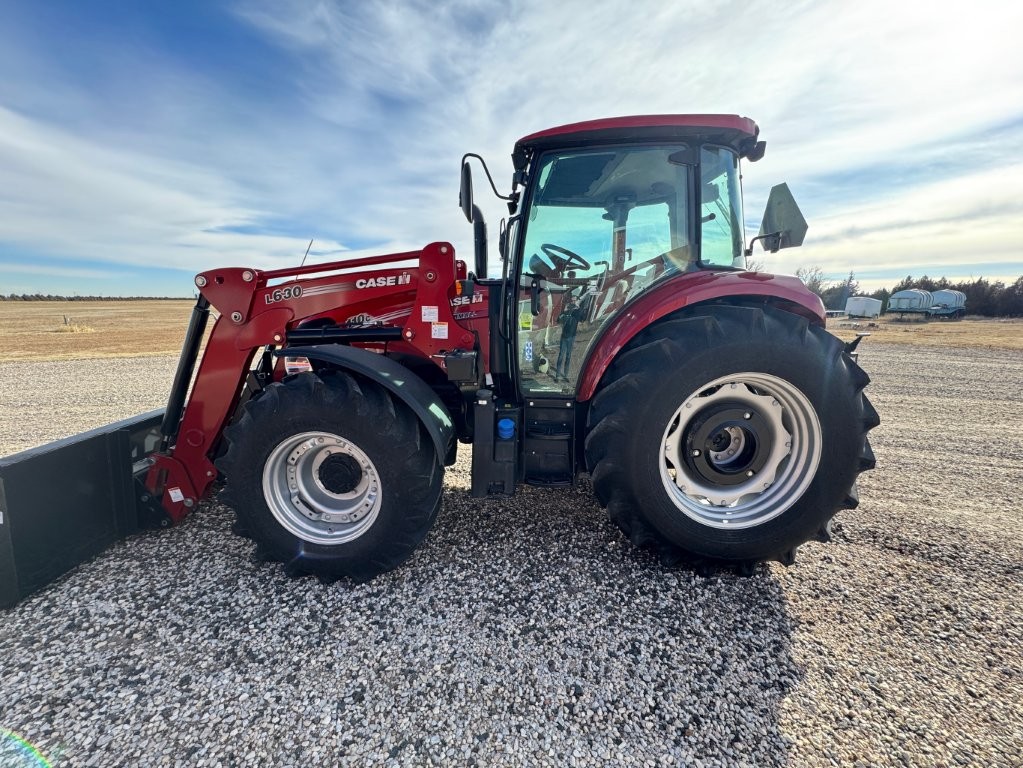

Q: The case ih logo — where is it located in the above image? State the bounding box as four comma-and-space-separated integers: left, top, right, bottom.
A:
356, 274, 412, 289
451, 292, 484, 306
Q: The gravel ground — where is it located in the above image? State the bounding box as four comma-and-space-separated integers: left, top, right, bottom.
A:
0, 345, 1021, 767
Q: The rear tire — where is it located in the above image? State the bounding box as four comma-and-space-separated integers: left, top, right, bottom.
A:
584, 305, 877, 569
217, 371, 443, 581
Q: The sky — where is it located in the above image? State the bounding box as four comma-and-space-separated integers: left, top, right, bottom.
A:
0, 0, 1021, 296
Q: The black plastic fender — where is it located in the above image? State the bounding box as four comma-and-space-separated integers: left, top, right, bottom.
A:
280, 345, 456, 465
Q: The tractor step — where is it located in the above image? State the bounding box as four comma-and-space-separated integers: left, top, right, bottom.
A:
0, 409, 164, 608
522, 399, 575, 486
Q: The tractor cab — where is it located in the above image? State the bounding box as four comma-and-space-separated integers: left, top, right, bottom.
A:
458, 115, 811, 493
510, 139, 746, 395
461, 115, 805, 398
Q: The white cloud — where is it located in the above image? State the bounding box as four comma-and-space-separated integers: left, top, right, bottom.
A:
0, 106, 352, 275
0, 262, 132, 280
0, 0, 1020, 294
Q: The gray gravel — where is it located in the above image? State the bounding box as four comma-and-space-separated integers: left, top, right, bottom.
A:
1, 346, 1021, 767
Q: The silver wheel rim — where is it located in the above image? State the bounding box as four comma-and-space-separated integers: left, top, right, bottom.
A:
660, 372, 821, 530
262, 431, 382, 544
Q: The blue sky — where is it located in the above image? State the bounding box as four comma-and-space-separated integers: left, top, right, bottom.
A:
1, 0, 1021, 296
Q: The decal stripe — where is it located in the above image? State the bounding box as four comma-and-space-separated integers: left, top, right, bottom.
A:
301, 281, 357, 296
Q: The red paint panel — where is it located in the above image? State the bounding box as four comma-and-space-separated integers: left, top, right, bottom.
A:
516, 114, 758, 148
575, 270, 825, 401
154, 242, 478, 516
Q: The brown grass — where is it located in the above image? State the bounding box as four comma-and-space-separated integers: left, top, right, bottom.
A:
3, 301, 1021, 362
2, 300, 196, 361
826, 315, 1023, 351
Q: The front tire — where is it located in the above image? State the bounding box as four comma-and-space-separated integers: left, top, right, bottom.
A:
217, 371, 443, 581
585, 305, 877, 569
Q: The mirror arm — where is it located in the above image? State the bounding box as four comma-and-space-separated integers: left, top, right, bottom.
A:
461, 153, 514, 202
745, 232, 782, 257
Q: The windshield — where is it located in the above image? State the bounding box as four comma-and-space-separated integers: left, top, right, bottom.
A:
516, 144, 697, 395
514, 143, 745, 395
699, 145, 744, 268
523, 145, 692, 277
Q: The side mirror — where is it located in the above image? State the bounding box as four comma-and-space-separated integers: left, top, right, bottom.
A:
472, 205, 487, 278
754, 183, 808, 253
459, 163, 474, 223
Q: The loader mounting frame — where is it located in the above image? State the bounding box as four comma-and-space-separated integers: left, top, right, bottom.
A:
141, 242, 474, 525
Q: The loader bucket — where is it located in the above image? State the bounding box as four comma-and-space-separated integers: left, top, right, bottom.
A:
0, 409, 164, 608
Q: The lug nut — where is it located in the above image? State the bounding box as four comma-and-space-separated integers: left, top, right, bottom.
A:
692, 449, 701, 457
743, 412, 752, 419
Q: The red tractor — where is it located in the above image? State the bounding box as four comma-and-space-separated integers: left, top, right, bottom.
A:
0, 115, 877, 604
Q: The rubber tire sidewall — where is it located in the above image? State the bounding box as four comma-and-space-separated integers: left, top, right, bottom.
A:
228, 376, 440, 578
622, 325, 863, 562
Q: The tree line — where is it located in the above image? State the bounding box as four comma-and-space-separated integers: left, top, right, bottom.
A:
795, 269, 1023, 317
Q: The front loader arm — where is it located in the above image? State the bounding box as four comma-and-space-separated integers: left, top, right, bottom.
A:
144, 241, 474, 525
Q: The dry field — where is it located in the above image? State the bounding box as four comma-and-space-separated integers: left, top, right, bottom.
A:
827, 314, 1023, 350
1, 300, 1020, 363
1, 304, 1021, 767
0, 300, 195, 361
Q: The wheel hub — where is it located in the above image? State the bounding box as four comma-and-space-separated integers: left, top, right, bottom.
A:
317, 452, 363, 495
684, 404, 770, 486
661, 374, 822, 529
263, 431, 382, 544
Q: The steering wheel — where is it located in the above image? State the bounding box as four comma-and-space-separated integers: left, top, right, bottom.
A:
541, 243, 591, 271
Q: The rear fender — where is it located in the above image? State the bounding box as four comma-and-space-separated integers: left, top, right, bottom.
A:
281, 344, 457, 465
576, 270, 825, 401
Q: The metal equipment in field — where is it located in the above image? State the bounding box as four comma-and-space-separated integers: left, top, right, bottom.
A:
928, 289, 967, 319
845, 296, 882, 319
0, 115, 878, 606
887, 289, 934, 319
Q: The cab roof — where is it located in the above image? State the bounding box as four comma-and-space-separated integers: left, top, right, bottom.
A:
513, 114, 760, 167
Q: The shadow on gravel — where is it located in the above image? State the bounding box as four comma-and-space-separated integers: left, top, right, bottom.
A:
0, 481, 803, 767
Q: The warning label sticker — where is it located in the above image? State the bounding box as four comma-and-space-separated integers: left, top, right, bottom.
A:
167, 487, 185, 503
431, 322, 449, 339
421, 306, 439, 322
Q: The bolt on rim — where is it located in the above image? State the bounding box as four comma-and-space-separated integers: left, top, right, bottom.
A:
262, 431, 382, 544
661, 372, 821, 530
